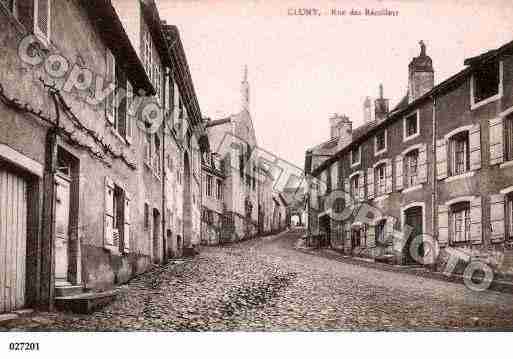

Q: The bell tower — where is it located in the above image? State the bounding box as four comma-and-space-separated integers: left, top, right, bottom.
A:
241, 65, 250, 111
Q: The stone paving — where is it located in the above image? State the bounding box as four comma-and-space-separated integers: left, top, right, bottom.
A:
2, 229, 513, 331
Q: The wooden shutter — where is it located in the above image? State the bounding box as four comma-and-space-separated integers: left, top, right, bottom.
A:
469, 123, 482, 170
470, 197, 482, 244
125, 81, 133, 144
396, 155, 403, 190
490, 193, 505, 242
34, 0, 50, 41
104, 177, 115, 247
367, 224, 376, 248
417, 144, 428, 184
367, 167, 374, 199
385, 160, 393, 193
123, 192, 131, 253
331, 164, 337, 190
105, 49, 116, 125
489, 118, 504, 165
436, 139, 448, 180
438, 205, 449, 246
358, 172, 365, 201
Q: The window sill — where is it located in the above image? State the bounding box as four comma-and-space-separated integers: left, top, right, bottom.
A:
402, 184, 423, 193
444, 171, 475, 183
499, 160, 513, 169
403, 132, 420, 143
471, 93, 502, 111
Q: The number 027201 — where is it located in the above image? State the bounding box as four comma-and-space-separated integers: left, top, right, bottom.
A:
9, 342, 40, 351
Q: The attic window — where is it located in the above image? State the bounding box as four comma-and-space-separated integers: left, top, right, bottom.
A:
471, 61, 502, 109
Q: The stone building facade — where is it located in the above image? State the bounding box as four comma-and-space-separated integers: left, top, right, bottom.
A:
0, 0, 206, 313
305, 40, 513, 278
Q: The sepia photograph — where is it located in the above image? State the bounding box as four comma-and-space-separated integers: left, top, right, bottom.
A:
1, 0, 513, 357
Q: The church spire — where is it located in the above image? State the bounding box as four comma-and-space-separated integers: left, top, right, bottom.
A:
241, 65, 249, 111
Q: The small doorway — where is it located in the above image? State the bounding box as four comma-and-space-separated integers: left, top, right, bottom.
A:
404, 206, 423, 264
152, 208, 161, 263
54, 174, 71, 286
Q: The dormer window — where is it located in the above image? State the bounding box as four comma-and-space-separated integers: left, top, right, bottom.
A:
403, 111, 419, 141
350, 146, 361, 167
471, 61, 503, 109
375, 129, 387, 155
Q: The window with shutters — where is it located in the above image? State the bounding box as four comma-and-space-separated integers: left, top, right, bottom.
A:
375, 163, 386, 196
404, 150, 419, 187
404, 111, 419, 141
375, 129, 387, 155
34, 0, 50, 44
104, 179, 130, 252
351, 146, 361, 167
450, 132, 470, 176
450, 202, 471, 244
471, 61, 502, 109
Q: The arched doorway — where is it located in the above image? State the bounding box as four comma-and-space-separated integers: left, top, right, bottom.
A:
182, 151, 192, 249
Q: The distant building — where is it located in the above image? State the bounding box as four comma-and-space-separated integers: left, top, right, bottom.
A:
305, 40, 513, 280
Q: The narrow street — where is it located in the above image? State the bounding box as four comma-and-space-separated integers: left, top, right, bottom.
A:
5, 229, 513, 331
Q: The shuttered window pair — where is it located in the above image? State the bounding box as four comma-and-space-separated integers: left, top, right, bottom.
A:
436, 125, 481, 179
105, 49, 133, 143
104, 177, 131, 253
489, 193, 513, 244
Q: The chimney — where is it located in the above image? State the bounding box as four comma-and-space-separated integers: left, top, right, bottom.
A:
329, 113, 352, 151
408, 40, 434, 103
374, 84, 389, 121
363, 96, 374, 123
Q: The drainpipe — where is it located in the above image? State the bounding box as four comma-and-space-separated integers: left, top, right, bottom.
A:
162, 68, 168, 263
431, 95, 437, 270
40, 91, 60, 310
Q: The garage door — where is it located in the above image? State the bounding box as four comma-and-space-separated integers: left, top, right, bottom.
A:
0, 167, 27, 313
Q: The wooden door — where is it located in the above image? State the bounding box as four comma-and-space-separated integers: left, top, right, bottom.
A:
404, 206, 423, 264
0, 167, 27, 313
55, 175, 71, 285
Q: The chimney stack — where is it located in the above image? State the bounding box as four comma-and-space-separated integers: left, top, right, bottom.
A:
363, 96, 374, 123
329, 113, 352, 151
408, 40, 434, 103
374, 84, 389, 121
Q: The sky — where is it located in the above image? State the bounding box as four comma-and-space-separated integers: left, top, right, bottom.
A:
156, 0, 513, 168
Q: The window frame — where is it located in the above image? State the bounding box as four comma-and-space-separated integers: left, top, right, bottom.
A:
403, 110, 420, 142
374, 129, 388, 156
350, 173, 359, 199
470, 61, 504, 110
404, 149, 419, 188
449, 201, 471, 245
206, 174, 213, 197
375, 163, 387, 196
449, 131, 470, 177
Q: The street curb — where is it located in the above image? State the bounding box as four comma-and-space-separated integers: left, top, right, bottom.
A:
295, 247, 513, 295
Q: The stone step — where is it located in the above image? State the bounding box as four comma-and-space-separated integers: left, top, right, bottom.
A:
55, 285, 84, 297
55, 290, 119, 314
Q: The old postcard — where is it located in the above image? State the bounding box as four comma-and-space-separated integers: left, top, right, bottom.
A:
0, 0, 512, 357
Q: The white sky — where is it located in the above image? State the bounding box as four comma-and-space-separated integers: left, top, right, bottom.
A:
157, 0, 513, 168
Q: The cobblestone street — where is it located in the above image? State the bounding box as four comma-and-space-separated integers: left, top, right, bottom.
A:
4, 229, 513, 331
